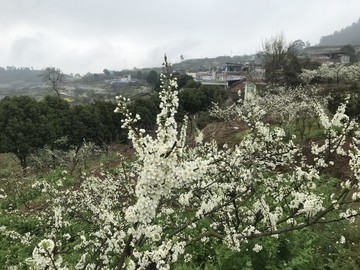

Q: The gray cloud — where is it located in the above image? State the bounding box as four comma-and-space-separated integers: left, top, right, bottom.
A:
1, 0, 360, 74
10, 34, 46, 64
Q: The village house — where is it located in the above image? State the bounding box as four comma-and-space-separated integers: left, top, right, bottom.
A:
193, 62, 249, 87
302, 51, 351, 64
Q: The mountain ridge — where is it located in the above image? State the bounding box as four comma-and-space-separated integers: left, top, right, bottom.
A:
319, 18, 360, 46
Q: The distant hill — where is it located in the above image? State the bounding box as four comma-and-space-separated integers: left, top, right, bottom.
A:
172, 55, 256, 72
0, 67, 43, 84
319, 18, 360, 46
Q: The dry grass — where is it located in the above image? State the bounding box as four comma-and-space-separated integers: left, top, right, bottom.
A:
200, 121, 249, 147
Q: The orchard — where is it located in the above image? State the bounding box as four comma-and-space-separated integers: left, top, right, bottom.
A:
1, 59, 360, 269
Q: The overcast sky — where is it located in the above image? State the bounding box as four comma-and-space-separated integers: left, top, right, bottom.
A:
1, 0, 359, 74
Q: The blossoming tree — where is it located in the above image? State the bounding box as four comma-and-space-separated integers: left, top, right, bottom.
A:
300, 62, 360, 84
222, 84, 328, 140
2, 58, 360, 269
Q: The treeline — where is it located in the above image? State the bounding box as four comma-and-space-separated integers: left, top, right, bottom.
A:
0, 96, 126, 172
0, 74, 228, 173
0, 67, 43, 85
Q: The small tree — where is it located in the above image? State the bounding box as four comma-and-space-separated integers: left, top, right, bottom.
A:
40, 67, 65, 97
103, 68, 111, 76
258, 34, 301, 85
340, 44, 358, 63
39, 96, 71, 167
0, 96, 48, 173
292, 39, 305, 51
146, 69, 159, 90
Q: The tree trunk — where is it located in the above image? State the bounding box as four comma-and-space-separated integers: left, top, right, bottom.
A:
117, 234, 134, 270
51, 145, 57, 169
17, 154, 27, 175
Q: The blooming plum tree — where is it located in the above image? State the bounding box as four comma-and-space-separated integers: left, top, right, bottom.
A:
212, 84, 328, 140
300, 62, 360, 84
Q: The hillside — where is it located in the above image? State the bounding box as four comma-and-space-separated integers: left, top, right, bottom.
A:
319, 18, 360, 46
302, 44, 360, 55
172, 55, 256, 72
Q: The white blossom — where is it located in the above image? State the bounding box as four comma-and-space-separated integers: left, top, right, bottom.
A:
253, 243, 263, 253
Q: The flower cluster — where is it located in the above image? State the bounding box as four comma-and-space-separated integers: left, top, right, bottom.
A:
300, 62, 360, 84
26, 239, 66, 270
